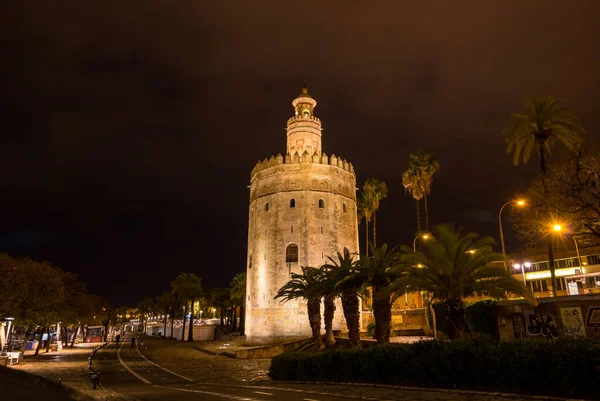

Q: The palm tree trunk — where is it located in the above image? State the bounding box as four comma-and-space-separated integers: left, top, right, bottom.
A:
443, 297, 466, 339
187, 296, 195, 342
341, 292, 361, 347
323, 295, 336, 346
423, 192, 429, 231
416, 199, 421, 232
539, 140, 557, 297
181, 302, 188, 341
373, 212, 377, 248
365, 220, 369, 257
307, 298, 323, 349
373, 285, 392, 344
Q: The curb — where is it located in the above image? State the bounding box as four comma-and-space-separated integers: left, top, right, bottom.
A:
269, 381, 591, 401
192, 346, 220, 356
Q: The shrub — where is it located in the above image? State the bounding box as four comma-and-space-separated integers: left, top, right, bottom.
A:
464, 300, 498, 339
269, 337, 600, 399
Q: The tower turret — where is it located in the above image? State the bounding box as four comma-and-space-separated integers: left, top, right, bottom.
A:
286, 86, 322, 156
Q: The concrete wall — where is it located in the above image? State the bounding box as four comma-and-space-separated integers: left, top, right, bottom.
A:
497, 295, 600, 341
154, 325, 215, 341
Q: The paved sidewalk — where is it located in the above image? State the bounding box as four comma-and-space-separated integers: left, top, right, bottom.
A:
10, 342, 130, 400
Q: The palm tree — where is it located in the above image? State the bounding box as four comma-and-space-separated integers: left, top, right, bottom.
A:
351, 244, 403, 344
170, 273, 203, 342
363, 178, 388, 248
357, 192, 374, 257
316, 264, 339, 347
402, 163, 425, 232
230, 273, 246, 335
324, 249, 362, 347
504, 96, 585, 296
275, 266, 323, 349
402, 151, 440, 232
156, 291, 174, 338
392, 224, 536, 339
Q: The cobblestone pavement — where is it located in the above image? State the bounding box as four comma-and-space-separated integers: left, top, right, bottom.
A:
138, 336, 270, 383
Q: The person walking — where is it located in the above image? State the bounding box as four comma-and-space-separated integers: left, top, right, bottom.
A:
115, 334, 121, 347
131, 336, 136, 348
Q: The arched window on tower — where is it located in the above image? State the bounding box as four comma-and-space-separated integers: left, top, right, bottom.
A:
286, 244, 299, 263
318, 199, 324, 208
264, 202, 269, 211
248, 253, 253, 269
290, 199, 295, 208
343, 203, 347, 213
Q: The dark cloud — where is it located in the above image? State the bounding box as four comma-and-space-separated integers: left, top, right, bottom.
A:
1, 0, 599, 305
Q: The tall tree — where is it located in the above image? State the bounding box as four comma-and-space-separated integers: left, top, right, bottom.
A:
363, 178, 388, 248
170, 273, 203, 341
402, 163, 425, 232
275, 266, 323, 349
156, 291, 175, 338
504, 96, 585, 296
391, 224, 536, 339
324, 249, 363, 347
316, 264, 338, 347
211, 288, 231, 326
357, 191, 374, 257
403, 151, 440, 232
350, 244, 403, 344
229, 273, 246, 335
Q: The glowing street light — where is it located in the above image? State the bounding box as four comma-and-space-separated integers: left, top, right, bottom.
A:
498, 199, 526, 270
550, 223, 583, 269
413, 233, 430, 252
512, 262, 530, 285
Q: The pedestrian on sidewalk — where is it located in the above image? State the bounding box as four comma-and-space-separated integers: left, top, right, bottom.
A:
115, 334, 121, 346
131, 337, 136, 348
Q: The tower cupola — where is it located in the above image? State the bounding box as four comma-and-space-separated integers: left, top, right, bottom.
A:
286, 86, 322, 156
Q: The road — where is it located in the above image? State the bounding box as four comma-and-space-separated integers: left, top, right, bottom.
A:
96, 340, 380, 401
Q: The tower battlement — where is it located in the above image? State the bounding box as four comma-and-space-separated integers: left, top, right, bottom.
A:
251, 153, 355, 177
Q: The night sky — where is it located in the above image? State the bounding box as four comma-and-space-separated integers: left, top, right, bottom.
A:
2, 1, 599, 306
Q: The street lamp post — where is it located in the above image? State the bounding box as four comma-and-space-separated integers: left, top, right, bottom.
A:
413, 234, 430, 252
498, 200, 525, 270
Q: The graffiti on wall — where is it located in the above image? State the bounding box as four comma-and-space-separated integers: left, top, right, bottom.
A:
523, 310, 559, 339
560, 307, 586, 337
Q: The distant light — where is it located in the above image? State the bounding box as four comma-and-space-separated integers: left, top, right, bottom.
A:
422, 234, 429, 240
524, 262, 532, 268
513, 264, 521, 270
466, 249, 476, 254
516, 200, 525, 206
553, 224, 562, 232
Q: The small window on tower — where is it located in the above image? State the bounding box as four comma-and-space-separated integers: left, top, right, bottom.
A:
343, 203, 347, 213
318, 199, 324, 208
248, 254, 253, 269
264, 202, 269, 211
286, 244, 299, 263
290, 199, 295, 208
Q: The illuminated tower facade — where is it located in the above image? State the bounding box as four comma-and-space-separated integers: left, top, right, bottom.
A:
245, 87, 360, 345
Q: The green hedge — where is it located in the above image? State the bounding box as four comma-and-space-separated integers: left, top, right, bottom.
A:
269, 337, 600, 399
425, 300, 497, 338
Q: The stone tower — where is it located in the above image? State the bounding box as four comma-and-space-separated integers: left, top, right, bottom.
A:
245, 87, 360, 345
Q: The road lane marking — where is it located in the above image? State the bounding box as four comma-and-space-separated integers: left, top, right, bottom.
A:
254, 391, 273, 395
135, 341, 194, 382
153, 384, 261, 400
117, 342, 151, 384
303, 399, 321, 401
